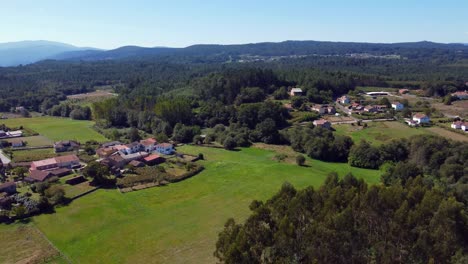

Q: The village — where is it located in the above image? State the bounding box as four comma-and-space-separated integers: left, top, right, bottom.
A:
283, 87, 468, 132
0, 130, 204, 221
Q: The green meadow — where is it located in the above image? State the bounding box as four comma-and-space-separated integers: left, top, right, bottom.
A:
334, 121, 432, 145
1, 117, 108, 142
28, 145, 380, 263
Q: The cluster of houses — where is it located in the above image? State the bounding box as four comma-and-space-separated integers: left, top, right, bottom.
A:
451, 121, 468, 131
311, 104, 336, 115
451, 90, 468, 100
26, 154, 81, 182
96, 139, 174, 173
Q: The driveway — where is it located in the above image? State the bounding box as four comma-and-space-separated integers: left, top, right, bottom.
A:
0, 149, 11, 165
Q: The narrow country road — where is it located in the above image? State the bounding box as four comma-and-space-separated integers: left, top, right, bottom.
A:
0, 149, 11, 164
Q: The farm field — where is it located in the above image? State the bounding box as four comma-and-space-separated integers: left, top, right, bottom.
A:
12, 148, 57, 162
0, 224, 67, 264
27, 145, 380, 263
427, 127, 468, 142
6, 135, 53, 147
0, 117, 108, 142
334, 121, 432, 145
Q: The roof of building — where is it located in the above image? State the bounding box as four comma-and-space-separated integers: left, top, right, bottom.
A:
129, 160, 144, 167
126, 142, 141, 148
55, 154, 80, 164
452, 90, 468, 96
122, 152, 149, 161
144, 154, 163, 162
392, 101, 403, 105
452, 121, 463, 125
314, 119, 330, 125
140, 138, 157, 146
29, 170, 52, 182
31, 158, 57, 168
49, 167, 72, 176
413, 113, 429, 119
97, 147, 117, 155
0, 181, 16, 189
101, 141, 121, 148
291, 88, 303, 93
156, 143, 173, 148
114, 145, 129, 151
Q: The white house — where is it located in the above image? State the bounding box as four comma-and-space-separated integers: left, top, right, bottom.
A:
336, 95, 350, 104
462, 122, 468, 131
155, 143, 174, 155
391, 102, 404, 111
451, 90, 468, 100
290, 88, 303, 96
451, 121, 462, 129
140, 138, 157, 152
413, 113, 430, 124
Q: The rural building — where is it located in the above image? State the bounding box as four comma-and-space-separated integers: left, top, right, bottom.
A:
327, 106, 336, 114
26, 170, 53, 182
451, 121, 463, 129
312, 104, 327, 114
392, 102, 404, 111
129, 160, 145, 168
10, 139, 24, 148
30, 154, 80, 171
399, 89, 409, 94
405, 119, 419, 127
313, 119, 332, 129
0, 181, 16, 194
0, 130, 6, 137
413, 113, 430, 124
144, 154, 165, 165
54, 140, 80, 153
121, 152, 149, 162
140, 138, 157, 152
101, 141, 122, 148
451, 90, 468, 100
337, 95, 350, 104
364, 105, 378, 113
462, 122, 468, 131
155, 143, 174, 155
101, 154, 126, 169
96, 147, 117, 158
289, 88, 303, 96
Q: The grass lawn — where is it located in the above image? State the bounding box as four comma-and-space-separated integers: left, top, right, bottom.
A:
334, 121, 433, 145
6, 135, 53, 147
0, 116, 108, 143
30, 145, 380, 263
0, 224, 67, 264
12, 148, 57, 162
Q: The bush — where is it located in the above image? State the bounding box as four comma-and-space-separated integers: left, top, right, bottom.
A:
296, 155, 306, 166
223, 137, 237, 150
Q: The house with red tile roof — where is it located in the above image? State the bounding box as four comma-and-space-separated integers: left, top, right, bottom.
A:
144, 154, 165, 165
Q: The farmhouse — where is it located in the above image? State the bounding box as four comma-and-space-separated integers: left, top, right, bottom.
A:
451, 90, 468, 100
140, 138, 157, 152
155, 143, 174, 155
144, 154, 165, 165
451, 121, 463, 129
311, 104, 327, 114
0, 181, 16, 194
399, 89, 409, 94
10, 139, 24, 148
364, 105, 378, 113
101, 141, 122, 148
289, 88, 303, 96
313, 119, 332, 129
30, 154, 80, 171
26, 170, 53, 182
462, 122, 468, 131
392, 102, 404, 111
96, 147, 117, 158
336, 95, 350, 104
121, 151, 149, 162
413, 113, 430, 124
54, 140, 80, 153
101, 154, 126, 169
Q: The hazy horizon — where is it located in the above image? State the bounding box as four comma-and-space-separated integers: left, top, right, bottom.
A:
1, 0, 467, 49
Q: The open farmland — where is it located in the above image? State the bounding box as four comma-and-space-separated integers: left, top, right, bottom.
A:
0, 224, 67, 264
25, 145, 380, 263
334, 121, 433, 145
0, 117, 108, 143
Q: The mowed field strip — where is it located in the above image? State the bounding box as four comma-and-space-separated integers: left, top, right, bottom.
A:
1, 117, 108, 142
29, 146, 380, 263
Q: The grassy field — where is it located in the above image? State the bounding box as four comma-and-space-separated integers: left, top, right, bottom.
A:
0, 117, 108, 142
28, 145, 380, 263
6, 135, 53, 147
427, 127, 468, 142
12, 148, 57, 162
334, 121, 432, 145
0, 224, 67, 264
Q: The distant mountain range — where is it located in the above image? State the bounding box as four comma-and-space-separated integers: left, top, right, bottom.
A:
1, 40, 468, 66
0, 40, 100, 66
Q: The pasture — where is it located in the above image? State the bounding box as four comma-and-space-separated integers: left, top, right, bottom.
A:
333, 121, 432, 145
0, 117, 108, 142
28, 145, 380, 263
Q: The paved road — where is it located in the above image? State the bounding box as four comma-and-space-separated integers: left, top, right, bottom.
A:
0, 149, 11, 164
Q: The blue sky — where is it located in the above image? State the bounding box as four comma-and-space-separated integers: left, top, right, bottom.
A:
1, 0, 467, 49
